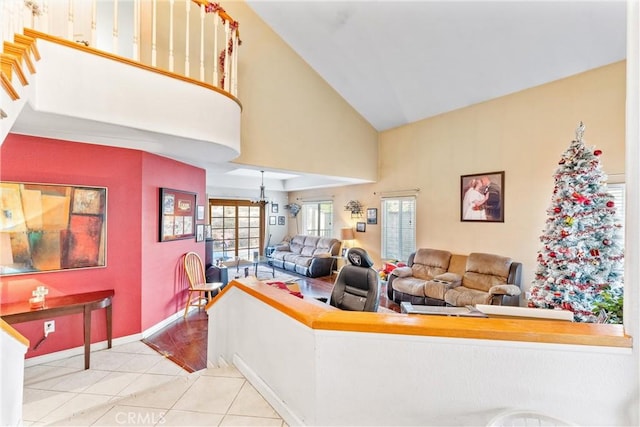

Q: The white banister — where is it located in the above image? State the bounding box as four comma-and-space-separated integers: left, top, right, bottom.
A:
168, 0, 174, 72
222, 19, 229, 91
112, 0, 119, 54
132, 0, 140, 61
151, 0, 157, 67
232, 26, 238, 96
213, 10, 219, 86
199, 5, 205, 80
67, 0, 73, 40
90, 0, 97, 48
184, 0, 190, 77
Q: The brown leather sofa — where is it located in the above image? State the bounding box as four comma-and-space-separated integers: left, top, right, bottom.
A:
387, 248, 522, 307
269, 235, 341, 278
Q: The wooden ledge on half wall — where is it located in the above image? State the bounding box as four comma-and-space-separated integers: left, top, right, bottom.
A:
207, 278, 632, 349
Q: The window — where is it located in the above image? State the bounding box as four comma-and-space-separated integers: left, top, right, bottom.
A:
209, 199, 264, 260
608, 183, 625, 246
381, 197, 416, 261
301, 201, 333, 237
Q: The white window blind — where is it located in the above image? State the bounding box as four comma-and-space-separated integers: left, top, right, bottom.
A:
381, 197, 416, 262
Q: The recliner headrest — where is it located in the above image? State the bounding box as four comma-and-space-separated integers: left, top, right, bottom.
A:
345, 247, 374, 268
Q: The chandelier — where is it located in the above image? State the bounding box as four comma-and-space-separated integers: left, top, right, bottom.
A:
254, 170, 267, 205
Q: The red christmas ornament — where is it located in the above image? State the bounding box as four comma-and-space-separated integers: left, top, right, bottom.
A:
590, 249, 600, 257
554, 207, 561, 213
606, 201, 615, 208
560, 230, 569, 237
603, 239, 611, 246
572, 192, 588, 204
594, 149, 602, 156
549, 252, 556, 258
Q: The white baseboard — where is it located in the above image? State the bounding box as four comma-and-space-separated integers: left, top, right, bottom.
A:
233, 354, 305, 427
25, 309, 186, 367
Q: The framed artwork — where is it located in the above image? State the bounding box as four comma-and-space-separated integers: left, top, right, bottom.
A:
367, 208, 377, 224
196, 224, 205, 242
196, 205, 205, 221
272, 203, 279, 213
160, 188, 197, 241
460, 171, 505, 222
269, 216, 276, 225
0, 181, 107, 275
356, 222, 366, 232
205, 224, 212, 239
278, 216, 285, 225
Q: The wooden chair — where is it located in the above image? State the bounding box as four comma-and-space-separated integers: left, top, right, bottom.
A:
183, 252, 223, 318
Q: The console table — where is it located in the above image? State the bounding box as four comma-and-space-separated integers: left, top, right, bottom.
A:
0, 289, 114, 370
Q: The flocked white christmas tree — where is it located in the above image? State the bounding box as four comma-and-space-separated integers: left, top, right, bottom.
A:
527, 122, 624, 323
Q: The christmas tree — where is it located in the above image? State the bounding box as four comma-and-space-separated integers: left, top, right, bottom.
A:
528, 122, 624, 323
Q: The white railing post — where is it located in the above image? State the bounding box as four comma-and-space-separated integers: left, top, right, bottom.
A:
67, 0, 73, 40
112, 0, 119, 54
39, 0, 49, 33
90, 0, 97, 47
151, 0, 157, 67
213, 10, 219, 86
132, 0, 140, 61
199, 5, 205, 81
168, 0, 174, 72
222, 19, 229, 91
184, 0, 190, 77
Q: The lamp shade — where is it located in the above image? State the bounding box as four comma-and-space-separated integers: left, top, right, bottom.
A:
340, 227, 354, 241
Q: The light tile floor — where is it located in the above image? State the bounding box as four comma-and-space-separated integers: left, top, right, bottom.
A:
23, 341, 286, 426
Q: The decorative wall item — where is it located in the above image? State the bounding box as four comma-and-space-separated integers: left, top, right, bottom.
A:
284, 203, 301, 217
356, 222, 366, 232
197, 205, 205, 221
0, 181, 107, 275
160, 188, 196, 241
367, 208, 377, 224
271, 203, 279, 213
205, 225, 212, 239
278, 216, 285, 225
460, 171, 505, 222
345, 200, 363, 218
269, 216, 276, 225
196, 224, 205, 242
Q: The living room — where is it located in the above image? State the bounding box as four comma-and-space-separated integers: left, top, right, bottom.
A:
1, 0, 639, 425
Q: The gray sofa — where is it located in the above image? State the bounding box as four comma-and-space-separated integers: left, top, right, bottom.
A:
269, 235, 341, 278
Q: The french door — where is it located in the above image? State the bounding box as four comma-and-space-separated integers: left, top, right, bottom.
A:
208, 199, 265, 260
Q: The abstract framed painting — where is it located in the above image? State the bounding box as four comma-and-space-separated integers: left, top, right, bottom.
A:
0, 181, 107, 275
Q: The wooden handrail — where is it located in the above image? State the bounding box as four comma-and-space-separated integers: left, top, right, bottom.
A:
210, 278, 632, 348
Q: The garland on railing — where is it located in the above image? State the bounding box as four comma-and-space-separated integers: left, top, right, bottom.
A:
200, 1, 241, 89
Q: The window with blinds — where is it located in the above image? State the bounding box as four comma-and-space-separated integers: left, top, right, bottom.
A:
608, 183, 625, 246
381, 197, 416, 262
301, 201, 333, 237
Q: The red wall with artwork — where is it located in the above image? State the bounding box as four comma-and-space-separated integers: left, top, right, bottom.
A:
0, 134, 205, 359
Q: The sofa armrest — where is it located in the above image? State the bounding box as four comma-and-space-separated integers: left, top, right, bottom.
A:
312, 252, 331, 259
275, 243, 290, 252
391, 266, 412, 278
489, 284, 522, 296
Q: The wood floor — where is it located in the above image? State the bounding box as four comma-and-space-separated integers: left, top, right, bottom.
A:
143, 271, 400, 372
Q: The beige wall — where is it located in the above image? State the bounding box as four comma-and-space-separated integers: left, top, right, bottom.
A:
223, 1, 378, 181
290, 61, 626, 296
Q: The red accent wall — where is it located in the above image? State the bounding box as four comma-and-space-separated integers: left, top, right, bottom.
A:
0, 134, 205, 358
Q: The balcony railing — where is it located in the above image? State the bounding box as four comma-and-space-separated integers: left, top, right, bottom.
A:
1, 0, 240, 96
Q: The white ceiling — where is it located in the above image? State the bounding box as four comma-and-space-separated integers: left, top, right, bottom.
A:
246, 0, 627, 132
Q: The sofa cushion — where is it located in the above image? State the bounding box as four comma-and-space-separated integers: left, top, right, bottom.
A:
316, 237, 337, 251
462, 253, 512, 292
444, 286, 493, 306
392, 277, 427, 297
411, 248, 451, 280
301, 245, 316, 257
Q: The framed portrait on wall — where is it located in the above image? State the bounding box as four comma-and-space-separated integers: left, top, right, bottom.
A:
269, 216, 276, 225
278, 216, 285, 225
367, 208, 377, 224
196, 224, 205, 242
356, 222, 366, 232
160, 188, 197, 241
460, 171, 505, 222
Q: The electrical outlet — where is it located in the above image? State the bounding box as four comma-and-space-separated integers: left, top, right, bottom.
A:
44, 320, 55, 335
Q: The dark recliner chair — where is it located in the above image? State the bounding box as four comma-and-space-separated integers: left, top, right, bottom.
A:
329, 247, 380, 312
